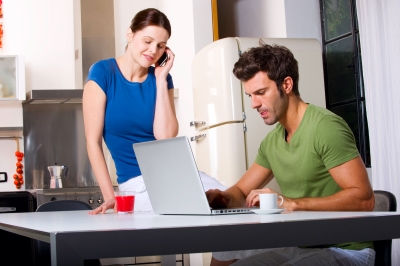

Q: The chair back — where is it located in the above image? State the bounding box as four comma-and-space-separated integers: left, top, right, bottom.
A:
36, 199, 92, 212
35, 200, 100, 266
373, 190, 397, 266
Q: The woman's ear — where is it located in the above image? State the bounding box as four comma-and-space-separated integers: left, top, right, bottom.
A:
126, 28, 133, 43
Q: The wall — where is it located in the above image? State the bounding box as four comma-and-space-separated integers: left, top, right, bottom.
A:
2, 0, 79, 90
217, 0, 287, 39
217, 0, 321, 41
0, 0, 82, 129
81, 0, 115, 84
285, 0, 322, 45
73, 0, 83, 89
0, 0, 82, 191
114, 0, 156, 57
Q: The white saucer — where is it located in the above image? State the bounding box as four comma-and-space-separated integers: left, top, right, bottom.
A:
252, 209, 284, 215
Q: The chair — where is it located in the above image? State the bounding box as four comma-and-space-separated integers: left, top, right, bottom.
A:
35, 200, 101, 266
372, 190, 397, 266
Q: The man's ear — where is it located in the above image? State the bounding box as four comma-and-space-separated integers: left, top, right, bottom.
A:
282, 77, 294, 95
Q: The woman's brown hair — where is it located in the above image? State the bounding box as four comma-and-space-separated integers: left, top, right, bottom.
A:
130, 8, 171, 37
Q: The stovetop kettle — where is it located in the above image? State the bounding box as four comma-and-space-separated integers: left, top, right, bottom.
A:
47, 165, 68, 189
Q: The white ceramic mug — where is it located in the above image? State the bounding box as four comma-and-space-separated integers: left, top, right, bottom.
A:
259, 193, 284, 210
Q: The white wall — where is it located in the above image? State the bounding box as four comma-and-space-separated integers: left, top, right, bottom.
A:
285, 0, 322, 45
192, 0, 214, 54
2, 0, 78, 90
74, 0, 83, 89
0, 0, 83, 125
218, 0, 287, 39
113, 0, 157, 57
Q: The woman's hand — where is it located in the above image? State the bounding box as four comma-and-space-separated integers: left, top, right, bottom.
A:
88, 198, 117, 215
154, 46, 175, 79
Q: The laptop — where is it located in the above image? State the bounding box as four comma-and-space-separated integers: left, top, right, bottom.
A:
133, 136, 256, 215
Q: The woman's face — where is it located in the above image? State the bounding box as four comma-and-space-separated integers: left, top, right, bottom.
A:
128, 25, 169, 68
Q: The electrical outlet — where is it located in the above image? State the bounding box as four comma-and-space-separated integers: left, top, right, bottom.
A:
0, 172, 7, 182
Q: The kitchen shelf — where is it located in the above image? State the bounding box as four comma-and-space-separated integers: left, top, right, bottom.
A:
0, 127, 23, 139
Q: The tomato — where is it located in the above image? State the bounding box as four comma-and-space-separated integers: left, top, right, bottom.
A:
13, 174, 18, 179
16, 162, 22, 168
17, 174, 23, 180
19, 179, 24, 185
17, 156, 23, 161
19, 152, 24, 158
16, 185, 21, 189
16, 168, 23, 174
14, 180, 20, 185
15, 151, 21, 157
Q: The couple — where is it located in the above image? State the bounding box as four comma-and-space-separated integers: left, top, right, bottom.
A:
82, 7, 375, 266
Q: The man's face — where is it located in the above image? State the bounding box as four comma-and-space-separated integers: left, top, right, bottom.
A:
243, 72, 288, 125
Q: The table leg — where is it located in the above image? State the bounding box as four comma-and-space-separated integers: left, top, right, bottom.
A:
51, 233, 84, 266
160, 254, 176, 266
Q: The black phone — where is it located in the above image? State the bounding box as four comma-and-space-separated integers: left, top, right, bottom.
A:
157, 52, 169, 66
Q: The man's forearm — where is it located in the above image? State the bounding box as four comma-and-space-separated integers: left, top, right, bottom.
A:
285, 188, 375, 211
225, 186, 248, 208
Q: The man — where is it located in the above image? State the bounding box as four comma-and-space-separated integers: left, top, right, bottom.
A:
206, 41, 375, 266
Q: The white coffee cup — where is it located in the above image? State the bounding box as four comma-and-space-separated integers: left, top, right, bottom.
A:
259, 193, 284, 210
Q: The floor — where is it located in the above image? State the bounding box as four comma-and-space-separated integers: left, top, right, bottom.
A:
99, 253, 212, 265
202, 253, 212, 266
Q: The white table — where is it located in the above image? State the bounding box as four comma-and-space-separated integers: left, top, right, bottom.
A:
1, 210, 400, 266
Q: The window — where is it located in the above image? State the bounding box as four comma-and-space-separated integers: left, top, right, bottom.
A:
320, 0, 370, 166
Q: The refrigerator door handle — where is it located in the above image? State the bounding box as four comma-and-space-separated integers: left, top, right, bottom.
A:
190, 121, 206, 127
190, 134, 206, 141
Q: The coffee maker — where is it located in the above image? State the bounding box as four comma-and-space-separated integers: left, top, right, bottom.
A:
47, 165, 68, 188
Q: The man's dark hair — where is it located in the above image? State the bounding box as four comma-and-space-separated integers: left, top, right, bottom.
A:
233, 40, 300, 96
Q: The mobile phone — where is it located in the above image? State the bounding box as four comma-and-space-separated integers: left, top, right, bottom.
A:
157, 52, 169, 66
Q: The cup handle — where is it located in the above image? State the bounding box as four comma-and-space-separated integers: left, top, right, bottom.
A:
277, 196, 284, 207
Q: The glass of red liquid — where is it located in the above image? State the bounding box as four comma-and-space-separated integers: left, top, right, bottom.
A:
115, 191, 135, 214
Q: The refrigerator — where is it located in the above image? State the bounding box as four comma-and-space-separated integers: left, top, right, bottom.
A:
190, 37, 326, 191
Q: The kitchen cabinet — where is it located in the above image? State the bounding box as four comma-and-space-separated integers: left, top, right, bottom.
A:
0, 55, 25, 101
0, 191, 36, 265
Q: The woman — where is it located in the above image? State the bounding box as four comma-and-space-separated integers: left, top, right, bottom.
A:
83, 8, 178, 214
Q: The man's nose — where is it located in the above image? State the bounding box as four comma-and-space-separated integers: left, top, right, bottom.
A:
251, 96, 261, 109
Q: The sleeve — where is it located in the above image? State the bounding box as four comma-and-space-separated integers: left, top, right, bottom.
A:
86, 61, 108, 93
167, 73, 174, 90
255, 136, 272, 170
314, 115, 360, 170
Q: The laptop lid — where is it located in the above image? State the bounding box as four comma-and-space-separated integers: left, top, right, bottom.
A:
133, 136, 254, 215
